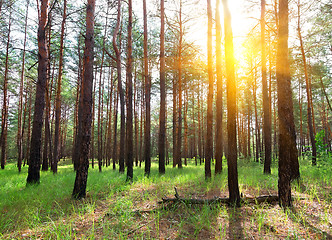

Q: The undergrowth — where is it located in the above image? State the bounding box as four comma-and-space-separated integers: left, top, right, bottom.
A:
0, 156, 331, 239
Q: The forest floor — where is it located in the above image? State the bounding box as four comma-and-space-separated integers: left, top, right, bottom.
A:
0, 156, 331, 239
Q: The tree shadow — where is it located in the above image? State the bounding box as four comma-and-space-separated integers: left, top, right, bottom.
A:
228, 206, 244, 239
290, 207, 332, 239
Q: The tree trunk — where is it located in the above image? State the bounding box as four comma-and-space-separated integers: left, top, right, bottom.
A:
205, 0, 213, 179
17, 0, 30, 172
1, 9, 11, 170
126, 0, 134, 181
215, 0, 223, 174
72, 0, 95, 199
297, 0, 316, 166
223, 0, 240, 205
158, 0, 166, 174
53, 0, 66, 174
261, 0, 272, 174
113, 0, 125, 174
27, 0, 48, 183
277, 0, 299, 208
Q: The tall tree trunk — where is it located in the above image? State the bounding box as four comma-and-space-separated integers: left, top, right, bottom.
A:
176, 1, 183, 169
158, 0, 166, 174
112, 85, 118, 170
215, 0, 223, 174
173, 73, 177, 167
143, 0, 151, 175
126, 0, 134, 180
27, 0, 48, 183
262, 0, 272, 174
277, 0, 299, 208
72, 0, 95, 199
297, 0, 316, 166
17, 0, 29, 172
53, 0, 66, 174
113, 0, 125, 174
222, 0, 240, 205
0, 8, 11, 170
205, 0, 213, 179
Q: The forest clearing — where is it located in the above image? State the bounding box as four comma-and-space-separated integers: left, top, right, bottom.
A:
0, 0, 331, 238
0, 158, 331, 239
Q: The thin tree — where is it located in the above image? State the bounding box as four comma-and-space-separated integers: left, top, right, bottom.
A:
113, 0, 125, 173
297, 0, 316, 166
262, 0, 272, 174
126, 0, 134, 180
222, 0, 240, 205
215, 0, 223, 174
276, 0, 299, 207
17, 0, 29, 172
72, 0, 96, 199
53, 0, 67, 174
205, 0, 213, 179
27, 0, 49, 184
0, 7, 11, 170
158, 0, 166, 174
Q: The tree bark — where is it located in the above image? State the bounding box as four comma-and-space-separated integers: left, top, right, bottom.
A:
297, 0, 316, 166
261, 0, 272, 174
17, 0, 29, 172
27, 0, 48, 183
222, 0, 240, 206
0, 8, 11, 170
277, 0, 299, 208
126, 0, 134, 180
113, 0, 125, 174
158, 0, 166, 174
72, 0, 95, 199
205, 0, 213, 179
53, 0, 66, 174
215, 0, 223, 174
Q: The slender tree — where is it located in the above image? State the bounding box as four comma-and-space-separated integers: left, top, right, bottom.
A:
222, 0, 240, 205
53, 0, 67, 174
215, 0, 223, 174
126, 0, 134, 181
72, 0, 95, 199
113, 0, 125, 174
27, 0, 49, 184
276, 0, 299, 207
158, 0, 166, 174
0, 7, 11, 170
205, 0, 213, 179
262, 0, 272, 174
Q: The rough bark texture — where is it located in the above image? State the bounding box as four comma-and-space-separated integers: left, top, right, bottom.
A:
215, 0, 223, 174
27, 0, 48, 184
223, 0, 240, 206
126, 0, 134, 181
72, 0, 95, 199
276, 0, 299, 208
158, 0, 166, 175
262, 0, 272, 174
205, 0, 213, 179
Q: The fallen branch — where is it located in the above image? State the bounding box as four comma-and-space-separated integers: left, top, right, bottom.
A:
158, 187, 304, 206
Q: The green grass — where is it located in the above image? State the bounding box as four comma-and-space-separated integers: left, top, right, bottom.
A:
0, 157, 331, 239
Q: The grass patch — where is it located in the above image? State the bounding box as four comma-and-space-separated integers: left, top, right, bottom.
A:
0, 157, 331, 239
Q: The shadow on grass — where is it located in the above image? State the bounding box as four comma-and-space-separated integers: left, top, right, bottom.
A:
289, 208, 332, 239
228, 207, 244, 239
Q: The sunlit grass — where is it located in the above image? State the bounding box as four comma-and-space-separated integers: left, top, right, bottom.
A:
0, 156, 331, 239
